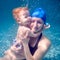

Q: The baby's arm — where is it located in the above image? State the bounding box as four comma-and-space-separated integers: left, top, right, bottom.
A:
18, 26, 39, 38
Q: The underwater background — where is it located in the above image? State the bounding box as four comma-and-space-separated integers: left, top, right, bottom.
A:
0, 0, 60, 60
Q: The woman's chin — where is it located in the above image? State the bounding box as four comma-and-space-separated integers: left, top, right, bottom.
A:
34, 31, 40, 36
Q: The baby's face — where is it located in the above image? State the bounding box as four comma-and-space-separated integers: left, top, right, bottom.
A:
18, 10, 32, 26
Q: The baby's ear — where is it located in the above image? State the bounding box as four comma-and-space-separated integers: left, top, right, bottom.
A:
44, 23, 50, 29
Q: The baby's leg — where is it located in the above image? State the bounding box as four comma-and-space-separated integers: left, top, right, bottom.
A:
3, 41, 22, 60
0, 54, 12, 60
4, 48, 17, 60
5, 41, 23, 57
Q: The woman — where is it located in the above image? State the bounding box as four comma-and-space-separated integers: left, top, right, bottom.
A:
20, 8, 51, 60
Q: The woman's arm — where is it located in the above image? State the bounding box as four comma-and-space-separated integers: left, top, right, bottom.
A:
22, 36, 51, 60
23, 43, 34, 60
32, 38, 51, 60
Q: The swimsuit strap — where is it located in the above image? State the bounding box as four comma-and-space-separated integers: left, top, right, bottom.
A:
29, 33, 42, 55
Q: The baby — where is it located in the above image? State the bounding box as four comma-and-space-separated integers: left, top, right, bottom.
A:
13, 7, 38, 40
4, 7, 39, 60
12, 7, 39, 45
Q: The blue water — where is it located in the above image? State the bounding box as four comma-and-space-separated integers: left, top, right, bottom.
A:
0, 0, 60, 60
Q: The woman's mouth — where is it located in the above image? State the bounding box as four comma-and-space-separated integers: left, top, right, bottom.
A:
34, 30, 40, 33
31, 29, 40, 34
32, 27, 42, 34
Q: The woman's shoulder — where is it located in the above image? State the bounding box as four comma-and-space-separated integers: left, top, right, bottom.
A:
38, 34, 51, 49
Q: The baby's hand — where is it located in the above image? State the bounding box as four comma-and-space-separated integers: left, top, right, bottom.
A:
18, 26, 39, 38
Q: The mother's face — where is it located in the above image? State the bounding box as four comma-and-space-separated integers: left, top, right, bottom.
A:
30, 17, 44, 33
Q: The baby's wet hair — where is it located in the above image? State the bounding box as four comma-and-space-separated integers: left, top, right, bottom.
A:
12, 7, 28, 21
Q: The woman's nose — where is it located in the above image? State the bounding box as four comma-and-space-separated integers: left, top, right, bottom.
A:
33, 21, 38, 28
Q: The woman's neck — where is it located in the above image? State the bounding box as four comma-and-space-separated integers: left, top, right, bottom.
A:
29, 37, 38, 47
29, 34, 40, 47
29, 33, 42, 47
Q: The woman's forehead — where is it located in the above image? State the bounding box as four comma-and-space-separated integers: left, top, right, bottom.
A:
32, 17, 43, 22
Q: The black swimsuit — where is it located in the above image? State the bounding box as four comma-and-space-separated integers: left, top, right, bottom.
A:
29, 33, 42, 55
